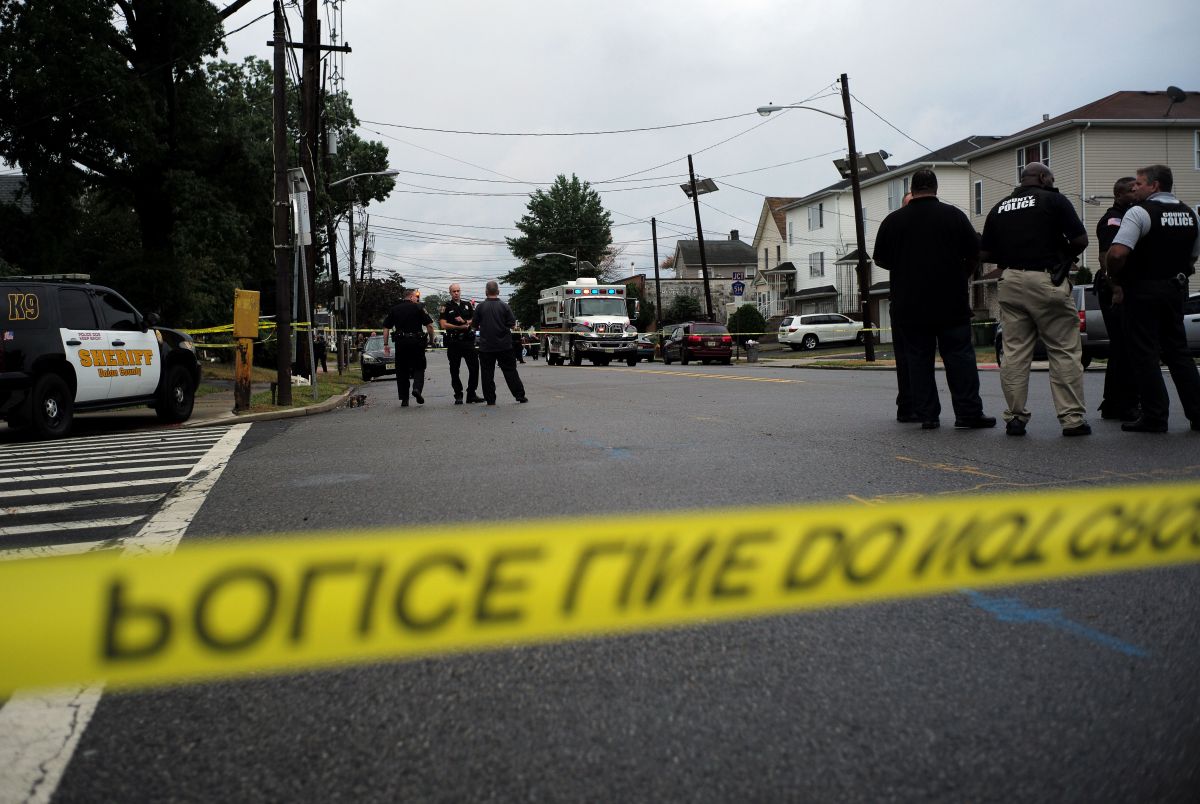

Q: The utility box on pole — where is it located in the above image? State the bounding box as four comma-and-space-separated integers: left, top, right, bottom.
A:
233, 289, 260, 412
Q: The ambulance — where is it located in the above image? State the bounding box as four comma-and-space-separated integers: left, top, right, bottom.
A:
537, 278, 639, 366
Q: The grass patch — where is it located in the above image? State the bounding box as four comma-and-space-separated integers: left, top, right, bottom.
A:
201, 361, 280, 383
245, 372, 360, 413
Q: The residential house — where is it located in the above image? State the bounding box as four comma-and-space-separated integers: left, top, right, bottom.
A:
655, 230, 757, 323
777, 136, 999, 340
749, 196, 800, 318
964, 89, 1200, 307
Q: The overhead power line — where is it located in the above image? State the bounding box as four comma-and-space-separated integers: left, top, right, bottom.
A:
358, 111, 762, 137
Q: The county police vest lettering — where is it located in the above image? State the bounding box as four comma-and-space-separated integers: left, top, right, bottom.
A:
996, 195, 1038, 213
1126, 199, 1199, 280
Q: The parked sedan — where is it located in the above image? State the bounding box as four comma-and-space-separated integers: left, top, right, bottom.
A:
778, 313, 864, 351
359, 334, 396, 381
635, 333, 658, 362
660, 322, 733, 365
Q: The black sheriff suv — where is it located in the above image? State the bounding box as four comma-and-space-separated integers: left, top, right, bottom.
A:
1, 275, 200, 438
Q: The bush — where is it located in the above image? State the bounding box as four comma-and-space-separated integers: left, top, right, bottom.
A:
726, 304, 767, 345
662, 294, 703, 326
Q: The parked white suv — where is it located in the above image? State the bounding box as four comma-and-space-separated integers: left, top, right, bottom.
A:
777, 313, 865, 351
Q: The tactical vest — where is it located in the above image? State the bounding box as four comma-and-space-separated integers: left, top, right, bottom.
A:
1125, 199, 1199, 281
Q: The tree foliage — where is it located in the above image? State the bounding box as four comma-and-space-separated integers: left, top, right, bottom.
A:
662, 294, 703, 326
0, 3, 390, 327
355, 274, 409, 329
726, 304, 767, 344
502, 174, 613, 326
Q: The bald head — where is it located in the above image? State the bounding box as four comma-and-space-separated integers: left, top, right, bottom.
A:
1019, 162, 1054, 188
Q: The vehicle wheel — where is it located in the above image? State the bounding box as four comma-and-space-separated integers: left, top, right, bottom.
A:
1081, 353, 1092, 369
681, 349, 690, 365
789, 343, 801, 352
662, 350, 671, 365
801, 334, 818, 350
156, 364, 196, 423
627, 357, 637, 367
569, 343, 583, 367
995, 340, 1003, 367
721, 357, 732, 365
594, 356, 611, 367
29, 373, 73, 439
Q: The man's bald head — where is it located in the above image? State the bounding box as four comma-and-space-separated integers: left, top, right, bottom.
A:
1019, 162, 1054, 188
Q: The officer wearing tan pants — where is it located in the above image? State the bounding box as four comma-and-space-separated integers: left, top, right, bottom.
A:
980, 163, 1091, 437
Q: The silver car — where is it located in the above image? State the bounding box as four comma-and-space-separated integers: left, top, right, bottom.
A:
1186, 292, 1200, 352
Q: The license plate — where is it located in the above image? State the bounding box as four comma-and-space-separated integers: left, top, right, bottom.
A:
705, 340, 716, 347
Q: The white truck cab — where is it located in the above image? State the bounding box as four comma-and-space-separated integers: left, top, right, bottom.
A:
537, 278, 640, 366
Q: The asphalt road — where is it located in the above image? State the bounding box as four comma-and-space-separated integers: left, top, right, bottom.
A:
22, 355, 1200, 801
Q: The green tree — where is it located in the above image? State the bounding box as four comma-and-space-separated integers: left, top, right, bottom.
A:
726, 304, 767, 344
503, 174, 613, 325
0, 0, 225, 319
1074, 265, 1093, 285
663, 294, 703, 326
356, 274, 408, 328
422, 293, 446, 320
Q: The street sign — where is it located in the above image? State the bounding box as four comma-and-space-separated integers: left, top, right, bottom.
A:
731, 271, 745, 281
732, 281, 745, 296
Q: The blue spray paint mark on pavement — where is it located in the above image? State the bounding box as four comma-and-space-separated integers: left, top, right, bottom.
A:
963, 589, 1150, 658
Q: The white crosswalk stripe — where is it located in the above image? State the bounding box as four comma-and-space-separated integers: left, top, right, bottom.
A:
0, 424, 244, 560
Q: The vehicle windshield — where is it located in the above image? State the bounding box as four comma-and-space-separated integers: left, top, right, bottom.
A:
692, 324, 728, 334
365, 335, 385, 351
576, 298, 627, 317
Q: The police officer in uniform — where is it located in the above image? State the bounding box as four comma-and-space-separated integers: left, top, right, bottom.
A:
439, 283, 481, 404
382, 288, 436, 406
1094, 176, 1139, 421
980, 162, 1091, 437
1106, 164, 1200, 433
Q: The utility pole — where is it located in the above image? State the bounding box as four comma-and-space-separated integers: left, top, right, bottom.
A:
346, 205, 357, 334
651, 217, 662, 329
840, 73, 875, 361
271, 2, 293, 406
687, 154, 713, 321
294, 0, 320, 378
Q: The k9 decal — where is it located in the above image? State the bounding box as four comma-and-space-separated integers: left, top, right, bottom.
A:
7, 292, 39, 321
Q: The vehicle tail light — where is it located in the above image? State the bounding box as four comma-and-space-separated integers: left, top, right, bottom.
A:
721, 335, 732, 344
687, 335, 701, 344
788, 328, 798, 332
1078, 310, 1085, 332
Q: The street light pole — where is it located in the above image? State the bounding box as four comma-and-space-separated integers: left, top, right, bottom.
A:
756, 76, 876, 361
686, 155, 714, 321
839, 73, 875, 361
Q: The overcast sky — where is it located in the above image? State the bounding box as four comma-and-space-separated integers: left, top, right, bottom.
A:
217, 0, 1198, 301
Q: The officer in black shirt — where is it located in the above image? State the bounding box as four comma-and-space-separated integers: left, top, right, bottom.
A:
1107, 163, 1200, 432
439, 283, 481, 404
382, 288, 436, 406
1094, 176, 1139, 420
980, 162, 1090, 437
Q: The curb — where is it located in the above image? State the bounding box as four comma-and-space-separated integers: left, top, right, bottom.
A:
182, 386, 357, 428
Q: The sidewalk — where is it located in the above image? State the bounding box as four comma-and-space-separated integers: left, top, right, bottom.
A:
183, 379, 356, 428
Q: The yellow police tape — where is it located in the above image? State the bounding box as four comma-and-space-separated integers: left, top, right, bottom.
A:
3, 482, 1197, 695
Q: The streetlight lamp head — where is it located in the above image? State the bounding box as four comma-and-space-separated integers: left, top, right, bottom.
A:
757, 104, 782, 117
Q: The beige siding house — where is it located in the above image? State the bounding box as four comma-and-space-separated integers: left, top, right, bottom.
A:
964, 89, 1200, 303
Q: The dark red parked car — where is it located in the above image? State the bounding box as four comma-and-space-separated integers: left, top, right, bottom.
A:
660, 322, 733, 365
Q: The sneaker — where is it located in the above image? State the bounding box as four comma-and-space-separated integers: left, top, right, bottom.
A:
1062, 422, 1092, 437
921, 420, 940, 430
954, 416, 997, 429
1006, 419, 1027, 437
516, 397, 529, 403
413, 391, 424, 405
1121, 418, 1167, 433
401, 400, 409, 407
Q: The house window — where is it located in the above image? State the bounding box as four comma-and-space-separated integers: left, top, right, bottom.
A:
887, 178, 910, 211
763, 247, 768, 268
973, 180, 983, 216
807, 203, 824, 231
776, 245, 780, 263
1017, 139, 1050, 180
809, 252, 825, 278
787, 221, 793, 245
